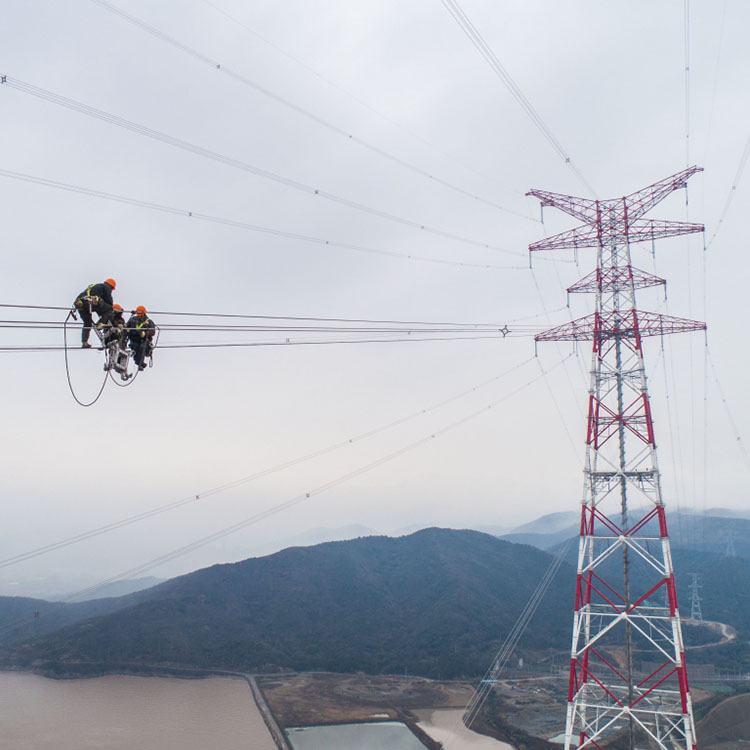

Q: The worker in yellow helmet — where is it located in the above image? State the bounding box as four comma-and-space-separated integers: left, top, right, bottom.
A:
126, 305, 156, 371
73, 278, 117, 348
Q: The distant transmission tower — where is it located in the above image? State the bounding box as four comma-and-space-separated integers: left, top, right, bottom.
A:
528, 167, 705, 750
689, 574, 703, 622
726, 530, 736, 558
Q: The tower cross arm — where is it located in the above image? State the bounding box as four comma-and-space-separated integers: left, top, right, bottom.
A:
568, 267, 666, 295
634, 311, 706, 336
529, 219, 703, 253
535, 314, 598, 341
530, 224, 600, 252
624, 165, 703, 221
626, 219, 705, 244
525, 189, 599, 224
535, 311, 706, 342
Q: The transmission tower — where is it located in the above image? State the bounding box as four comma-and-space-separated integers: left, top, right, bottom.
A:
689, 574, 703, 622
725, 530, 736, 558
528, 167, 705, 750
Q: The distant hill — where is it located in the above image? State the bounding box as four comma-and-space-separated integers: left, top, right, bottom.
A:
669, 513, 750, 558
5, 521, 747, 680
53, 576, 165, 602
501, 509, 750, 560
702, 507, 750, 520
0, 587, 158, 644
3, 529, 574, 678
252, 524, 380, 556
497, 508, 750, 671
499, 512, 579, 550
508, 511, 580, 536
499, 529, 576, 551
393, 523, 510, 537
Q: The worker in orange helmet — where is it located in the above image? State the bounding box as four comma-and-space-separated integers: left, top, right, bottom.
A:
101, 303, 126, 347
73, 278, 117, 348
126, 305, 156, 371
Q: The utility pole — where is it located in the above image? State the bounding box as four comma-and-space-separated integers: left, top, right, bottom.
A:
689, 574, 703, 622
528, 167, 705, 750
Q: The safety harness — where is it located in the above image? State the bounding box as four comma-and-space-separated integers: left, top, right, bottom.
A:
74, 283, 100, 309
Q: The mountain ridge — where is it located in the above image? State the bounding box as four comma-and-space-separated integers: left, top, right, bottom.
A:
3, 528, 574, 678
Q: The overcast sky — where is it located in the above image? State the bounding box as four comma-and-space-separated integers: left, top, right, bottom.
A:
1, 0, 748, 596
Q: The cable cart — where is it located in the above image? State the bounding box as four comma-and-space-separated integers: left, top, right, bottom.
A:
65, 287, 158, 406
96, 321, 135, 382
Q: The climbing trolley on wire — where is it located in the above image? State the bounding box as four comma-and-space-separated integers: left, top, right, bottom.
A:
96, 321, 134, 382
64, 287, 159, 406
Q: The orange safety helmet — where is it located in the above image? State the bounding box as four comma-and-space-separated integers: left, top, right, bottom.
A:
135, 305, 147, 315
112, 303, 123, 312
105, 278, 117, 289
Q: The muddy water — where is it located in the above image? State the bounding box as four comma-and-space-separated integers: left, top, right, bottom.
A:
287, 721, 425, 749
417, 708, 515, 748
0, 672, 276, 750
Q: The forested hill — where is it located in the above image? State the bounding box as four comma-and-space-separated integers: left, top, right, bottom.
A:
4, 528, 574, 678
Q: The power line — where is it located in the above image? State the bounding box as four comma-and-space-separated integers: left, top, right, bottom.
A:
0, 304, 545, 354
0, 353, 571, 637
197, 0, 533, 203
0, 77, 520, 256
0, 303, 563, 328
684, 0, 691, 168
0, 304, 543, 353
698, 0, 740, 248
0, 334, 533, 354
0, 321, 541, 335
439, 0, 597, 198
0, 302, 531, 327
128, 333, 529, 346
706, 347, 750, 471
0, 356, 537, 570
0, 168, 525, 271
0, 319, 535, 334
701, 0, 728, 170
0, 326, 537, 336
65, 354, 574, 598
461, 536, 573, 734
88, 0, 535, 223
706, 130, 750, 248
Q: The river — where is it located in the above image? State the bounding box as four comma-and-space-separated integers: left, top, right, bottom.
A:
0, 672, 277, 750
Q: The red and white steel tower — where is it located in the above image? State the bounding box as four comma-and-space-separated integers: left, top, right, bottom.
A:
528, 167, 705, 750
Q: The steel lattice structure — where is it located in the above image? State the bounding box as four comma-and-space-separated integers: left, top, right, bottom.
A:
688, 574, 703, 623
528, 167, 705, 750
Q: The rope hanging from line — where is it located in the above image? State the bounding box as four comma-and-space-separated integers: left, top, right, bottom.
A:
63, 310, 108, 407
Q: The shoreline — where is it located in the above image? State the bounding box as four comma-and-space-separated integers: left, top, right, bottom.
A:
1, 666, 533, 750
0, 667, 441, 748
2, 665, 291, 749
